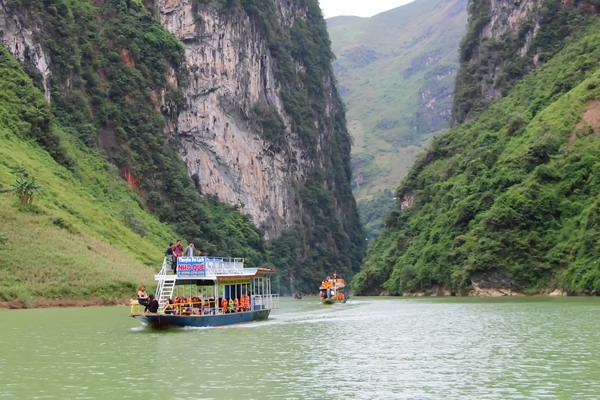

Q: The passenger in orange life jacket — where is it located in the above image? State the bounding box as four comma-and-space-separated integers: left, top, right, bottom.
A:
221, 298, 228, 313
191, 296, 201, 314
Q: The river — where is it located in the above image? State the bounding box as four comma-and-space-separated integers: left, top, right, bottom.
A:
0, 296, 598, 399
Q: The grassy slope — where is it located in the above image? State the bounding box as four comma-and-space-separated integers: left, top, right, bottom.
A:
0, 48, 174, 305
327, 0, 467, 201
352, 20, 600, 295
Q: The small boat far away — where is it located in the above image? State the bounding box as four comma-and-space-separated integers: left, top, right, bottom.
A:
130, 256, 279, 329
319, 271, 347, 304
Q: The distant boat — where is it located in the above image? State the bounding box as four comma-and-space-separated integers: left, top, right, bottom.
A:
319, 272, 347, 304
130, 256, 278, 329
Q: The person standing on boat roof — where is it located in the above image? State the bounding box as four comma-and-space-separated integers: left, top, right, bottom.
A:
172, 240, 183, 273
174, 239, 184, 258
165, 243, 175, 272
184, 241, 195, 256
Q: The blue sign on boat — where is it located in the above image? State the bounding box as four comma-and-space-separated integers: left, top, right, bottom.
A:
177, 256, 206, 277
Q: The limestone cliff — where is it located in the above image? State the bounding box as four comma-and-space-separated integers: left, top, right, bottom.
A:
452, 0, 588, 124
151, 0, 362, 250
0, 0, 50, 99
155, 0, 307, 240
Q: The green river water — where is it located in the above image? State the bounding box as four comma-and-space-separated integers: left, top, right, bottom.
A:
0, 296, 598, 399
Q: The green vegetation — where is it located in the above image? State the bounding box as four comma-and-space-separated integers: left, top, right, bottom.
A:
352, 19, 600, 295
1, 167, 43, 206
358, 189, 396, 240
0, 45, 170, 303
327, 0, 467, 237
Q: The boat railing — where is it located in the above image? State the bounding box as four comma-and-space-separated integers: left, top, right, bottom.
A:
203, 258, 245, 275
253, 294, 279, 310
155, 297, 278, 314
154, 258, 171, 306
155, 257, 171, 277
130, 301, 144, 314
166, 300, 219, 315
131, 294, 280, 316
156, 257, 168, 277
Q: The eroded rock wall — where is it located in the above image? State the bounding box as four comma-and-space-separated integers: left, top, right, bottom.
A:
0, 0, 51, 99
155, 0, 311, 239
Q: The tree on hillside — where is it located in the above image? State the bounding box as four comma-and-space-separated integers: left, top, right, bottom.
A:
0, 167, 43, 206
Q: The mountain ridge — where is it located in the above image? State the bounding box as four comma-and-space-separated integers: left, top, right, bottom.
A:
327, 0, 467, 237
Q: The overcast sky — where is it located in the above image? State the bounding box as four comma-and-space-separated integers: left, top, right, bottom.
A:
319, 0, 415, 18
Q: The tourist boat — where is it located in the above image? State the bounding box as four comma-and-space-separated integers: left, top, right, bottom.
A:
319, 272, 347, 304
130, 256, 279, 329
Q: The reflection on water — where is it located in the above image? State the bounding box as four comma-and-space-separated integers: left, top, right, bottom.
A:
0, 297, 599, 399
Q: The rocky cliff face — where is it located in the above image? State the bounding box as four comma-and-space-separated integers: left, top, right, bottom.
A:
478, 0, 543, 104
155, 0, 309, 240
452, 0, 544, 124
452, 0, 595, 124
0, 0, 51, 100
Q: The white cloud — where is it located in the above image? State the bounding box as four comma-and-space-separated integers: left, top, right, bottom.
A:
319, 0, 415, 18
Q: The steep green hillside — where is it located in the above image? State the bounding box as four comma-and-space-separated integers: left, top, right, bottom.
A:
0, 46, 171, 304
352, 18, 600, 295
327, 0, 467, 237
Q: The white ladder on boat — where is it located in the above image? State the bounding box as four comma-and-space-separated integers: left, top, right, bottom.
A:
156, 276, 176, 309
153, 257, 176, 310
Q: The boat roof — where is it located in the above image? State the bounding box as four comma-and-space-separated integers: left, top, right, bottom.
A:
156, 257, 275, 281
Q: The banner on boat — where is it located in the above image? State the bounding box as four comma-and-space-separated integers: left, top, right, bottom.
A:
177, 256, 206, 277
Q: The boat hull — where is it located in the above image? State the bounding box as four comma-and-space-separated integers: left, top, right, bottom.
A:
132, 309, 271, 329
321, 298, 346, 305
